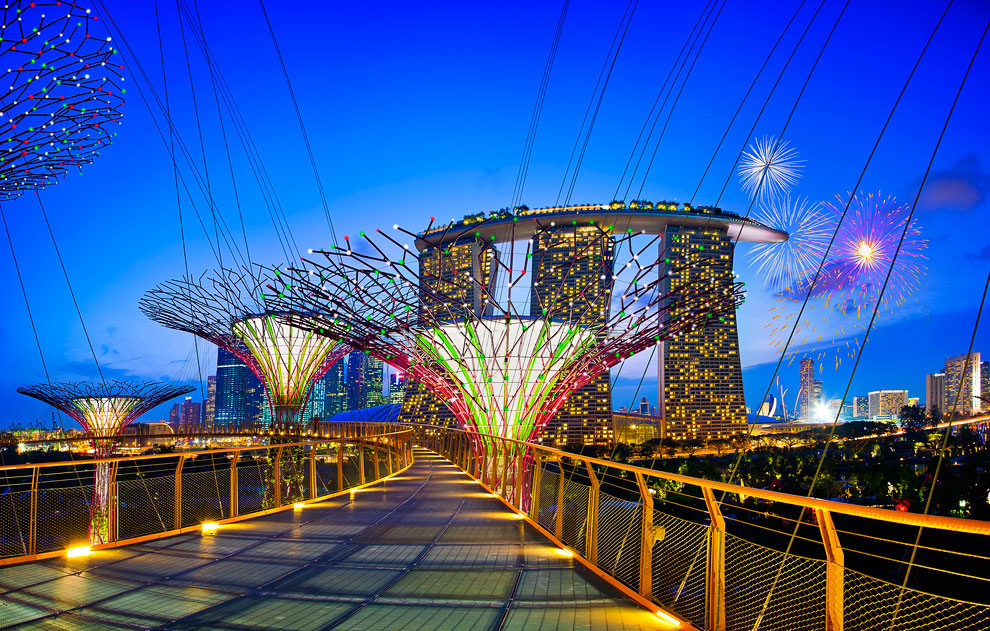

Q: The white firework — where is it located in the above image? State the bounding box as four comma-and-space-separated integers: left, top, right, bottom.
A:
748, 196, 832, 292
738, 136, 803, 201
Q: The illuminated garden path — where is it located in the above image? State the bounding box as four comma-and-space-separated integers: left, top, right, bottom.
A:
0, 449, 672, 630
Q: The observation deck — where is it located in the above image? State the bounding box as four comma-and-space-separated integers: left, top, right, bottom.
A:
0, 449, 668, 630
415, 202, 789, 250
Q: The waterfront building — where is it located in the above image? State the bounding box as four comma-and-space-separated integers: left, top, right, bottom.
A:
943, 352, 982, 415
868, 390, 908, 420
799, 358, 814, 417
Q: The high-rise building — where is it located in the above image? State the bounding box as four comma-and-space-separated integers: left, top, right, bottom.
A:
868, 390, 908, 419
852, 396, 867, 418
366, 356, 386, 407
852, 396, 869, 419
347, 351, 386, 410
168, 403, 180, 429
943, 353, 982, 415
179, 396, 201, 430
532, 225, 615, 447
812, 380, 823, 408
388, 372, 406, 405
323, 360, 347, 418
982, 361, 989, 411
799, 358, 814, 417
639, 397, 650, 416
925, 372, 945, 415
662, 225, 746, 441
204, 376, 216, 428
215, 347, 264, 429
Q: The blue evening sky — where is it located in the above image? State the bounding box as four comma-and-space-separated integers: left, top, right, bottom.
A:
2, 0, 988, 427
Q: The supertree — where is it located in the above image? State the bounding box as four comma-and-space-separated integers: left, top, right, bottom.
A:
738, 135, 803, 203
17, 380, 193, 545
267, 219, 744, 505
139, 267, 349, 435
0, 1, 124, 199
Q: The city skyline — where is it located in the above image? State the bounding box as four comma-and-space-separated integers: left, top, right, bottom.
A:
1, 1, 988, 430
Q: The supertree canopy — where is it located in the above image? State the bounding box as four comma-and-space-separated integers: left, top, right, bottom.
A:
266, 220, 744, 460
139, 268, 349, 432
17, 380, 192, 544
0, 1, 124, 199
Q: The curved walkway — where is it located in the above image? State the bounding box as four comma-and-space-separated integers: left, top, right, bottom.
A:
0, 449, 672, 630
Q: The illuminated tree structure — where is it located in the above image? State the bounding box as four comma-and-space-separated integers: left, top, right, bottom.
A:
0, 1, 124, 199
17, 380, 193, 545
139, 267, 349, 435
269, 220, 744, 502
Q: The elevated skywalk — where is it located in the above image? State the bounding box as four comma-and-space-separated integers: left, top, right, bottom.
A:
0, 449, 671, 630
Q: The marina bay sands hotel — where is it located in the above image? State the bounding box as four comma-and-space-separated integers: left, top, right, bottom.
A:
399, 201, 787, 446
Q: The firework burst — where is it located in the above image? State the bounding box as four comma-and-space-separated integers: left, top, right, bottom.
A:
738, 135, 803, 202
809, 191, 927, 314
747, 196, 831, 292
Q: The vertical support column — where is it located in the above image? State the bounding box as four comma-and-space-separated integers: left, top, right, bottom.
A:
584, 461, 600, 565
230, 454, 239, 517
816, 508, 844, 631
373, 444, 381, 480
309, 446, 317, 500
554, 456, 565, 540
273, 447, 284, 508
28, 466, 39, 555
635, 472, 660, 599
358, 442, 366, 485
336, 441, 344, 491
530, 453, 543, 520
109, 461, 119, 543
701, 487, 726, 631
500, 441, 510, 499
386, 442, 394, 475
174, 456, 186, 530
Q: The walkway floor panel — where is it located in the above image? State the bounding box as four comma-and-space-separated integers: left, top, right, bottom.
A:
0, 450, 673, 630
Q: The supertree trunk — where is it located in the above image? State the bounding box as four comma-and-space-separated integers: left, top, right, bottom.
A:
264, 407, 307, 509
90, 459, 114, 545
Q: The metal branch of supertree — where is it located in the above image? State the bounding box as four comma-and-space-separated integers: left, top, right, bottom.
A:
17, 380, 192, 448
266, 218, 744, 453
139, 267, 349, 429
0, 1, 124, 199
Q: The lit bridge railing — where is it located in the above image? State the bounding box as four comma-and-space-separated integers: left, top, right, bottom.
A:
413, 424, 990, 631
0, 423, 414, 565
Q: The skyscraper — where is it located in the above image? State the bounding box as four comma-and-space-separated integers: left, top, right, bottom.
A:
214, 347, 264, 429
179, 396, 201, 430
943, 353, 982, 415
925, 372, 945, 415
532, 225, 615, 447
662, 224, 746, 440
639, 397, 650, 415
168, 403, 180, 429
799, 358, 814, 417
868, 390, 908, 419
812, 380, 823, 408
347, 351, 386, 410
204, 376, 216, 428
982, 361, 989, 412
852, 396, 869, 419
323, 360, 347, 418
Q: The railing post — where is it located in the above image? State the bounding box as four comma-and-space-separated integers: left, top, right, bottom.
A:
274, 447, 284, 507
500, 441, 510, 499
702, 487, 726, 631
555, 456, 565, 541
584, 461, 600, 565
373, 444, 381, 480
174, 455, 186, 530
230, 453, 239, 517
386, 441, 393, 475
635, 472, 662, 599
337, 441, 344, 491
29, 466, 39, 555
309, 445, 317, 500
816, 508, 845, 631
358, 442, 366, 485
530, 453, 543, 520
514, 447, 525, 509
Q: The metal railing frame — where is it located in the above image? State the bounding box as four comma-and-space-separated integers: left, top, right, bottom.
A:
411, 423, 990, 631
0, 423, 414, 566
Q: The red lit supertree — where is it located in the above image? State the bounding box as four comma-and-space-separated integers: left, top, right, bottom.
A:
17, 380, 193, 544
0, 1, 124, 199
139, 267, 349, 435
267, 215, 744, 505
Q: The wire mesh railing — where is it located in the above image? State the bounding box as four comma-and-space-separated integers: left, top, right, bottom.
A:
0, 423, 413, 564
412, 424, 990, 631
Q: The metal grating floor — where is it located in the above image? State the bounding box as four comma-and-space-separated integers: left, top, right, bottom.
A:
0, 449, 673, 630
